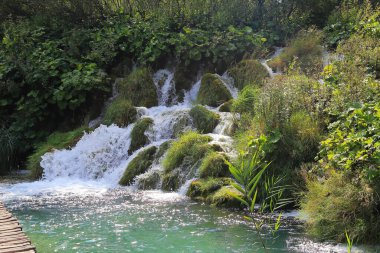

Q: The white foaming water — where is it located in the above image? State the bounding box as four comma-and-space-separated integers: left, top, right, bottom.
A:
219, 72, 239, 99
153, 69, 177, 106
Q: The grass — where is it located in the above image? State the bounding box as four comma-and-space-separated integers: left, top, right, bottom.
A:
199, 152, 230, 178
228, 59, 269, 89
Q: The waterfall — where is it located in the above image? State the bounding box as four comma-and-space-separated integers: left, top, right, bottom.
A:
14, 68, 237, 195
260, 47, 284, 78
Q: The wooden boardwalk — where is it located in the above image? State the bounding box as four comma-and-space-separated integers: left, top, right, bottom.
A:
0, 203, 36, 253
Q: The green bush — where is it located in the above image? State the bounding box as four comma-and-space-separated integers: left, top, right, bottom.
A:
162, 131, 212, 173
232, 85, 259, 115
189, 105, 220, 134
197, 73, 232, 107
129, 117, 153, 154
267, 29, 323, 76
0, 128, 16, 175
199, 152, 230, 178
301, 172, 380, 243
102, 98, 137, 127
119, 68, 158, 108
27, 127, 89, 179
228, 59, 269, 89
119, 146, 157, 186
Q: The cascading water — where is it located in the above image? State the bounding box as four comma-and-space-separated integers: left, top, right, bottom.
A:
260, 47, 284, 78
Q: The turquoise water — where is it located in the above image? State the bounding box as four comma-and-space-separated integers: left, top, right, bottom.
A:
1, 185, 378, 253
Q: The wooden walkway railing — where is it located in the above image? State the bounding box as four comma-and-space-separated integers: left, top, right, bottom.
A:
0, 202, 36, 253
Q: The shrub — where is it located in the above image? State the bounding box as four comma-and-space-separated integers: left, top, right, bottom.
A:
228, 59, 269, 89
163, 131, 212, 173
199, 152, 230, 178
119, 67, 158, 108
119, 146, 157, 186
197, 73, 232, 107
0, 128, 16, 175
301, 172, 380, 243
267, 29, 323, 76
189, 105, 220, 134
129, 117, 153, 154
102, 98, 137, 127
232, 85, 259, 115
27, 127, 89, 179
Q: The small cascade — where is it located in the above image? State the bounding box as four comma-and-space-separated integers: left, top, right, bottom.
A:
213, 112, 235, 136
183, 80, 201, 105
261, 47, 284, 78
219, 72, 239, 99
153, 69, 177, 106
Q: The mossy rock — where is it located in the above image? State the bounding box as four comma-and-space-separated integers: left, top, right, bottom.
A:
163, 131, 212, 173
27, 127, 89, 179
199, 152, 230, 178
174, 63, 198, 101
129, 118, 153, 154
172, 113, 193, 137
136, 171, 161, 190
197, 73, 232, 107
155, 141, 172, 160
187, 177, 233, 199
189, 105, 220, 134
161, 170, 181, 191
219, 100, 233, 112
119, 146, 157, 186
103, 98, 137, 127
209, 186, 244, 208
119, 67, 158, 107
228, 59, 269, 89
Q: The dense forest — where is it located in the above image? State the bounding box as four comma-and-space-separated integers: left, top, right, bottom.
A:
0, 0, 379, 248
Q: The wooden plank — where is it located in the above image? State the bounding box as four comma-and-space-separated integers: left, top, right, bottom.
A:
0, 245, 36, 253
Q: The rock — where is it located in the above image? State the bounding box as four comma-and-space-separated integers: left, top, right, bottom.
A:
102, 98, 137, 127
119, 146, 157, 186
129, 117, 153, 154
119, 67, 158, 107
219, 100, 233, 112
197, 73, 232, 107
199, 152, 230, 178
189, 105, 220, 134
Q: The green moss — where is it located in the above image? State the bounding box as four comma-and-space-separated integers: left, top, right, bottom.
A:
119, 67, 158, 107
119, 146, 157, 186
162, 131, 212, 173
197, 73, 232, 107
155, 141, 172, 160
209, 186, 244, 208
161, 170, 180, 191
27, 127, 89, 179
102, 98, 137, 127
219, 100, 233, 112
228, 59, 269, 89
187, 177, 233, 199
136, 171, 161, 190
129, 117, 153, 154
199, 152, 230, 178
189, 105, 220, 134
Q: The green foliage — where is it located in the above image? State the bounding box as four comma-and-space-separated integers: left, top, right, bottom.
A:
119, 68, 158, 108
162, 131, 212, 173
268, 29, 323, 76
119, 146, 157, 186
232, 85, 259, 116
155, 141, 172, 160
197, 74, 232, 107
210, 186, 244, 208
318, 102, 380, 183
102, 98, 137, 127
0, 127, 16, 175
228, 59, 269, 89
27, 127, 89, 179
189, 105, 220, 134
199, 152, 230, 178
301, 172, 380, 243
129, 118, 153, 154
